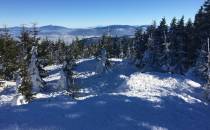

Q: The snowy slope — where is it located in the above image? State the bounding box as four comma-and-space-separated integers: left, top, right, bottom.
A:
118, 72, 203, 103
0, 58, 210, 130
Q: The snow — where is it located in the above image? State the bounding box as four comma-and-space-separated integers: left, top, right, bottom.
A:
15, 95, 28, 106
57, 69, 68, 90
0, 94, 209, 130
43, 72, 61, 82
109, 58, 123, 62
0, 82, 17, 105
0, 81, 16, 88
76, 57, 94, 64
44, 64, 62, 71
0, 58, 210, 130
118, 72, 203, 103
29, 46, 45, 93
186, 79, 201, 88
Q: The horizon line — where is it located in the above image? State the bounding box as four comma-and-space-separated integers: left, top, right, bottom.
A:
0, 24, 149, 29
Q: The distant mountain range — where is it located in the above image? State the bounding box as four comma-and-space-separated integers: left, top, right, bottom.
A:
3, 25, 148, 43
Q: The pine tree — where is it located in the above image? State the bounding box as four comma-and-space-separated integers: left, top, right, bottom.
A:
57, 45, 77, 98
96, 48, 110, 73
134, 28, 147, 67
194, 6, 205, 50
193, 0, 210, 101
71, 37, 80, 59
17, 26, 33, 101
121, 37, 130, 58
102, 35, 112, 58
195, 37, 209, 79
0, 26, 18, 80
141, 34, 155, 71
169, 17, 178, 72
170, 16, 187, 74
203, 0, 210, 37
204, 38, 210, 101
17, 25, 45, 100
155, 18, 169, 70
38, 37, 53, 65
185, 19, 196, 68
109, 36, 120, 58
141, 23, 156, 71
55, 39, 66, 64
119, 39, 125, 58
31, 24, 48, 79
0, 33, 4, 78
18, 57, 33, 101
161, 31, 171, 72
194, 0, 210, 53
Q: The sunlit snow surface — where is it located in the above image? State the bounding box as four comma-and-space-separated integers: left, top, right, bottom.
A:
118, 72, 203, 103
0, 58, 210, 130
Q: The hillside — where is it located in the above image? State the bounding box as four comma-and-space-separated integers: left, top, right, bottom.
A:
0, 58, 209, 130
2, 25, 147, 43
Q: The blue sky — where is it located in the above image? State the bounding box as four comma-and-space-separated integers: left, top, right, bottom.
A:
0, 0, 205, 28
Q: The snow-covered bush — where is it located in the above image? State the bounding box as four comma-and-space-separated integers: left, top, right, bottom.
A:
57, 59, 77, 97
28, 46, 45, 93
57, 68, 69, 91
96, 48, 110, 73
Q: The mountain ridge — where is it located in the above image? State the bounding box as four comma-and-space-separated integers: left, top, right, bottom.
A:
1, 25, 148, 43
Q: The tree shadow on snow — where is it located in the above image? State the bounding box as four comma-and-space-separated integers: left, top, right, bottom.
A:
75, 60, 138, 95
0, 95, 209, 130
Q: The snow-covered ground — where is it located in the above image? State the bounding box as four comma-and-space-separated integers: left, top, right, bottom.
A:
118, 72, 203, 103
0, 58, 210, 130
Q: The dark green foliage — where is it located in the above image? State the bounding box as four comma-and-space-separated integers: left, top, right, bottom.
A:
154, 18, 168, 68
62, 43, 78, 98
185, 19, 196, 68
134, 28, 147, 66
0, 27, 19, 80
17, 26, 33, 101
18, 61, 33, 101
55, 39, 66, 64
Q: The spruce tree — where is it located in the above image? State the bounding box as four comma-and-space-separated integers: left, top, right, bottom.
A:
171, 16, 187, 74
194, 0, 210, 53
0, 26, 18, 80
156, 18, 169, 71
96, 48, 110, 73
185, 19, 196, 68
141, 23, 156, 71
38, 37, 53, 65
121, 37, 130, 58
161, 31, 171, 72
119, 39, 125, 58
57, 45, 77, 98
17, 26, 33, 101
203, 0, 210, 37
125, 38, 135, 62
55, 39, 66, 64
31, 24, 48, 79
134, 28, 147, 67
17, 25, 45, 100
195, 37, 210, 79
169, 17, 178, 72
205, 37, 210, 101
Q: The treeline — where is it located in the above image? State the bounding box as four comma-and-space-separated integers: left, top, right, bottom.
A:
0, 25, 78, 101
